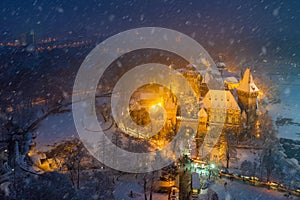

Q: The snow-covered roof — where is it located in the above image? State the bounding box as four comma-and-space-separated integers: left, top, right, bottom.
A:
176, 64, 199, 73
199, 66, 220, 76
216, 62, 226, 68
186, 64, 197, 71
225, 76, 239, 83
203, 71, 213, 83
237, 68, 259, 93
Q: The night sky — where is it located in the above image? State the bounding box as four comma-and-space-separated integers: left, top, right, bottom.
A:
1, 0, 300, 64
1, 0, 300, 42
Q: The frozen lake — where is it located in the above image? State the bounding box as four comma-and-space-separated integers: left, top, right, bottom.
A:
267, 74, 300, 141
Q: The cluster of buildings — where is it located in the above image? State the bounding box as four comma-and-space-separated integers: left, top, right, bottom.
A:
130, 61, 260, 138
5, 31, 36, 47
197, 64, 260, 136
128, 59, 261, 166
1, 30, 92, 52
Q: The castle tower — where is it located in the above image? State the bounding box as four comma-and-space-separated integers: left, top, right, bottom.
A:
216, 54, 227, 77
237, 68, 259, 126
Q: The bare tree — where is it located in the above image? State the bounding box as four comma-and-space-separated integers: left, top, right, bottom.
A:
219, 131, 237, 169
262, 149, 275, 182
46, 139, 86, 189
142, 171, 158, 200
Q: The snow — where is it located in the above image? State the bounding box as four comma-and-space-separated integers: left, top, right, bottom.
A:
113, 172, 294, 200
210, 179, 289, 200
288, 158, 299, 166
234, 149, 262, 168
114, 178, 144, 200
192, 172, 201, 189
34, 112, 78, 151
237, 68, 259, 93
224, 77, 238, 83
113, 174, 168, 200
267, 77, 300, 141
0, 182, 11, 197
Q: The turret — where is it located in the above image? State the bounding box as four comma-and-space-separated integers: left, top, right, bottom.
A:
237, 68, 259, 126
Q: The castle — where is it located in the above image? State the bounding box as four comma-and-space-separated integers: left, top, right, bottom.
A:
129, 62, 260, 138
176, 61, 260, 165
126, 61, 260, 165
197, 66, 259, 136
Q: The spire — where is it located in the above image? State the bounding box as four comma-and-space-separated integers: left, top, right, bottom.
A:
198, 107, 208, 118
237, 68, 259, 93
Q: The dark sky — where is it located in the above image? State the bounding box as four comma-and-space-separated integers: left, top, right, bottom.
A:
1, 0, 300, 42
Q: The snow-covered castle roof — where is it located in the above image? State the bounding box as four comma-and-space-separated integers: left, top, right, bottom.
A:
237, 68, 259, 93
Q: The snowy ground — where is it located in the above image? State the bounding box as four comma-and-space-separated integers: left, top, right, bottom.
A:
113, 173, 295, 200
114, 174, 168, 200
210, 178, 291, 200
30, 68, 300, 199
34, 112, 78, 151
34, 97, 111, 151
234, 148, 262, 169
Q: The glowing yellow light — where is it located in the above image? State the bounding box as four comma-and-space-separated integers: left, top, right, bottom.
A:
150, 102, 163, 110
151, 104, 157, 110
